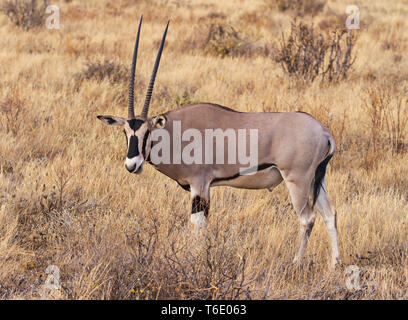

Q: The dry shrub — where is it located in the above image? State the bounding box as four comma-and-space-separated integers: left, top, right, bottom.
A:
183, 23, 270, 58
275, 22, 356, 83
111, 215, 252, 300
270, 0, 326, 16
361, 84, 408, 168
205, 24, 245, 58
13, 169, 74, 252
1, 0, 48, 30
384, 97, 408, 153
323, 28, 356, 82
158, 222, 252, 299
365, 85, 408, 152
75, 60, 129, 84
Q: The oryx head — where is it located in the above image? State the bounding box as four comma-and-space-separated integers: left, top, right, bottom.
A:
97, 16, 169, 174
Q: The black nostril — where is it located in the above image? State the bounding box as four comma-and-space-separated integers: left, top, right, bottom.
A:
125, 164, 136, 172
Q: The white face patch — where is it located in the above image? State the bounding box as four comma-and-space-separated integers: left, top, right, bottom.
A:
125, 155, 144, 173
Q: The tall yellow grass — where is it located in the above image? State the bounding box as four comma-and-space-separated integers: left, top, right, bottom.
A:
0, 0, 407, 299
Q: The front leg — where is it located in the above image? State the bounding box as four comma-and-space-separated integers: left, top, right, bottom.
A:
190, 181, 210, 230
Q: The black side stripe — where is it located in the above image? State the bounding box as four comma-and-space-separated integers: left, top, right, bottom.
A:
177, 181, 190, 192
211, 163, 276, 185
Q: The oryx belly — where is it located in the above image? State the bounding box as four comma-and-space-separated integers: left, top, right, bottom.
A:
211, 166, 283, 191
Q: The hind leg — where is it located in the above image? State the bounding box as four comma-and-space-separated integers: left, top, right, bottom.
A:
315, 179, 341, 269
283, 173, 316, 264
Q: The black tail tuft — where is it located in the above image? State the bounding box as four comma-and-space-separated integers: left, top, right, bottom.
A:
312, 154, 333, 208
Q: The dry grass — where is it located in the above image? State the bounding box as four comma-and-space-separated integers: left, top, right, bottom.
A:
182, 22, 270, 58
275, 21, 356, 82
0, 0, 407, 299
269, 0, 327, 17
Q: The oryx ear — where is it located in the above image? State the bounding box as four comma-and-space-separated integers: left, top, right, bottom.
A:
97, 115, 126, 126
152, 115, 166, 128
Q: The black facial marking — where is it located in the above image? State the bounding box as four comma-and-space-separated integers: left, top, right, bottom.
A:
191, 195, 209, 217
141, 130, 150, 159
128, 119, 144, 131
211, 163, 276, 185
146, 139, 156, 164
127, 135, 139, 158
123, 130, 128, 146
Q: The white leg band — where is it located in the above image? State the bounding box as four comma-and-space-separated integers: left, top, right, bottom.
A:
190, 211, 207, 229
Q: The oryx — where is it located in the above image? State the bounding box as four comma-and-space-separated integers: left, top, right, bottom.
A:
97, 17, 341, 268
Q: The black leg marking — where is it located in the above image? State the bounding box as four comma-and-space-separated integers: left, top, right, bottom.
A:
191, 195, 209, 217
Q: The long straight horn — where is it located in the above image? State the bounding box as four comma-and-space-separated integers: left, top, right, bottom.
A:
128, 15, 143, 120
141, 21, 169, 119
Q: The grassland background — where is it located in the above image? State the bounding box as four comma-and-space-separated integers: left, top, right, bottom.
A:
0, 0, 407, 299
